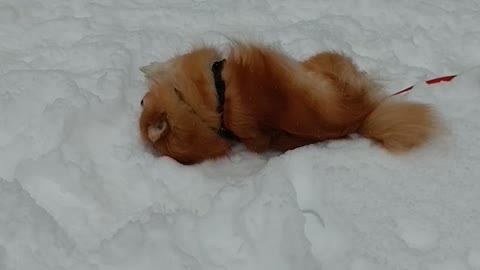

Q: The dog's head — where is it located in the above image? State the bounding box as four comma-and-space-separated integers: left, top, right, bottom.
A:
138, 48, 232, 164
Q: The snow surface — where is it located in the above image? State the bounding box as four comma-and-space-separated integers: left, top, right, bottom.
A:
1, 0, 480, 270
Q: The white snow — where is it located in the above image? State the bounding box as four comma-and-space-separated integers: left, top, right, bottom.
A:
1, 0, 480, 270
469, 249, 480, 270
394, 215, 439, 252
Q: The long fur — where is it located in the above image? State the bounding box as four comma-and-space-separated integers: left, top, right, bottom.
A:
138, 41, 439, 164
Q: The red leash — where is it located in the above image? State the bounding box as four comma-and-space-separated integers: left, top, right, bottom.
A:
391, 74, 457, 96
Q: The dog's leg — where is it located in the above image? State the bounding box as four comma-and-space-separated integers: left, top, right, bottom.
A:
269, 131, 319, 152
242, 130, 318, 153
242, 136, 272, 153
224, 114, 273, 153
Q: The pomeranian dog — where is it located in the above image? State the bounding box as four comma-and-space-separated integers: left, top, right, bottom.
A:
138, 41, 438, 164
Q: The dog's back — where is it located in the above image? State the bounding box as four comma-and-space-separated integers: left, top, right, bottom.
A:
222, 42, 438, 153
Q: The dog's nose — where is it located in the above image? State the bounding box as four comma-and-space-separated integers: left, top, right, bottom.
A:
141, 99, 144, 106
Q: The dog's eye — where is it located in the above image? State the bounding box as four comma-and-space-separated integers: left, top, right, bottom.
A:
141, 99, 144, 106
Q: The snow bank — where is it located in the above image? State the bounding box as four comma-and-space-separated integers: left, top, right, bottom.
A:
1, 0, 480, 270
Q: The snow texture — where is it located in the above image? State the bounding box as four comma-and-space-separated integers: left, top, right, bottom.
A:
1, 0, 480, 270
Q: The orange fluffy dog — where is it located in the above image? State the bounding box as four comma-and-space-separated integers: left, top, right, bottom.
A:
139, 41, 438, 164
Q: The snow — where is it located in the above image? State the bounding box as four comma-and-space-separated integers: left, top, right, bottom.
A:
469, 249, 480, 270
394, 215, 439, 252
1, 0, 480, 269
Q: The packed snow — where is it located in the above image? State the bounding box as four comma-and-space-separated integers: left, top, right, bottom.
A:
1, 0, 480, 270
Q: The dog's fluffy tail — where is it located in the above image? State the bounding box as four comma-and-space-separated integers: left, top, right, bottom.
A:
358, 100, 439, 152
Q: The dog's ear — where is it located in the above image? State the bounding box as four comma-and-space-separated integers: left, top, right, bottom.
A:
147, 118, 169, 142
140, 63, 154, 76
140, 62, 165, 77
140, 62, 165, 87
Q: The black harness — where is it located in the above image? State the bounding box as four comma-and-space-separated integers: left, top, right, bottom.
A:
211, 59, 240, 142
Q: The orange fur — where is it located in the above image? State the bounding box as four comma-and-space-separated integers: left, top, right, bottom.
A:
139, 41, 439, 164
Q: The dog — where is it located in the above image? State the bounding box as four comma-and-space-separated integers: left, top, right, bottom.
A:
138, 41, 439, 164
